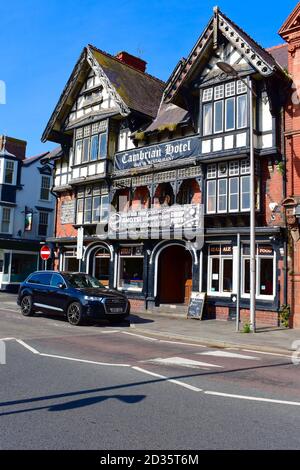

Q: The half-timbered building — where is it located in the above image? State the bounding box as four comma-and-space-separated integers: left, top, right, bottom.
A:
43, 7, 290, 326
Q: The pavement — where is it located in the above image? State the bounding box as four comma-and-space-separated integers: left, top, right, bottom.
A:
1, 292, 299, 355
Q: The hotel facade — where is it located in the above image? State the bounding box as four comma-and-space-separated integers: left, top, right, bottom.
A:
42, 7, 296, 327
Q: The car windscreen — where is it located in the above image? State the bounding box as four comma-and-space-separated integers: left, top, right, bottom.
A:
64, 273, 105, 289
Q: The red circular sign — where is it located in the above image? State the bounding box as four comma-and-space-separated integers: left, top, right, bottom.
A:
40, 245, 51, 260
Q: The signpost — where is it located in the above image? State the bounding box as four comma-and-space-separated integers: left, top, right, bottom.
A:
40, 245, 51, 271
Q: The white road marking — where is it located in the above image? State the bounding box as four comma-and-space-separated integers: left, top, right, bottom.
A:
15, 339, 40, 354
198, 350, 259, 360
0, 337, 16, 341
158, 340, 206, 348
99, 330, 120, 334
122, 331, 158, 341
39, 352, 131, 367
242, 349, 293, 359
204, 390, 300, 407
147, 356, 223, 368
132, 366, 202, 392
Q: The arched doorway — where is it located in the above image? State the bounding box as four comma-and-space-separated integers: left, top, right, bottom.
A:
157, 245, 192, 304
92, 247, 110, 287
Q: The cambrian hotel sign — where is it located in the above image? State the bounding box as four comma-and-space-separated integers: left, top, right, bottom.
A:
114, 135, 200, 171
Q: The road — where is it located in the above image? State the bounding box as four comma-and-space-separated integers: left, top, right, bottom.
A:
0, 298, 300, 450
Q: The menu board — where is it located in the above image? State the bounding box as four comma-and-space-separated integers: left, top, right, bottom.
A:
187, 292, 206, 320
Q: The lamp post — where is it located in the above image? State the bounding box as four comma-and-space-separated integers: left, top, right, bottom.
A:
216, 62, 256, 332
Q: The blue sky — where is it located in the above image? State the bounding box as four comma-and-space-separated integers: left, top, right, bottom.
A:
0, 0, 297, 156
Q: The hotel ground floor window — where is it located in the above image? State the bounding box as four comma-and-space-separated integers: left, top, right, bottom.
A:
208, 244, 233, 295
118, 246, 144, 292
63, 249, 79, 272
242, 244, 275, 299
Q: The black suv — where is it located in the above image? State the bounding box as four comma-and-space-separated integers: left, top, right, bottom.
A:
17, 271, 130, 326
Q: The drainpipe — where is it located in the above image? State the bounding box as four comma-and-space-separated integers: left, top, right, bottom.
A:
281, 106, 288, 307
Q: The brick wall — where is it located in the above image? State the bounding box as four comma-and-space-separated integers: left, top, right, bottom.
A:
207, 305, 279, 326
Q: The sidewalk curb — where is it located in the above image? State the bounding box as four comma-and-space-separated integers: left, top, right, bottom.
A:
132, 326, 294, 355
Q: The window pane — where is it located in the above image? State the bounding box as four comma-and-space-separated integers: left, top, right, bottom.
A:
225, 97, 235, 130
99, 133, 107, 159
202, 88, 213, 102
75, 140, 82, 165
119, 257, 144, 291
259, 258, 273, 296
241, 175, 250, 211
92, 196, 101, 223
76, 199, 84, 224
84, 197, 92, 223
244, 259, 250, 294
90, 135, 99, 161
237, 95, 247, 128
229, 177, 239, 212
4, 161, 14, 184
223, 259, 233, 292
101, 194, 109, 221
203, 103, 212, 136
207, 180, 216, 213
40, 176, 50, 200
82, 138, 89, 163
218, 179, 227, 213
1, 208, 11, 233
211, 257, 220, 292
214, 101, 223, 133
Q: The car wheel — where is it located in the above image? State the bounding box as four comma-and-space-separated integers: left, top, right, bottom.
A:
20, 295, 35, 317
67, 302, 84, 326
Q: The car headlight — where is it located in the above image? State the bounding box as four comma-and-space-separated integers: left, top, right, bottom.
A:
84, 296, 103, 301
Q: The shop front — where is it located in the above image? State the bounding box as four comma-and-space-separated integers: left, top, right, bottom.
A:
0, 242, 41, 291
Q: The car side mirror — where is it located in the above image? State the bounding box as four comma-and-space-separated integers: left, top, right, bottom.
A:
58, 283, 66, 289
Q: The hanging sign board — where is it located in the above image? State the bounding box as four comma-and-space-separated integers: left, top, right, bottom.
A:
187, 292, 206, 320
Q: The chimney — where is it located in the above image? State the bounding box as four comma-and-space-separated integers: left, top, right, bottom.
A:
115, 51, 147, 73
0, 135, 27, 160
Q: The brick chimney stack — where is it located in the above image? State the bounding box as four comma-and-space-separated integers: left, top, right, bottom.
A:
115, 51, 147, 73
0, 135, 27, 160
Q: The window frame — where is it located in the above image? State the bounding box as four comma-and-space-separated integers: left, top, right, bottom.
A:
241, 244, 276, 300
207, 244, 233, 297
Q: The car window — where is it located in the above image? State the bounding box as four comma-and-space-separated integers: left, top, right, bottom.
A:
51, 274, 65, 288
64, 273, 105, 289
27, 273, 43, 284
37, 273, 52, 285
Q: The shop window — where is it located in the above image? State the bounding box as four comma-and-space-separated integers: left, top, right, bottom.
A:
63, 249, 79, 272
242, 244, 275, 299
208, 244, 233, 296
10, 253, 38, 283
118, 246, 144, 292
94, 248, 110, 286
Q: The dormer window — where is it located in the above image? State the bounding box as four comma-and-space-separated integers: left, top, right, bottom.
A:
201, 80, 248, 137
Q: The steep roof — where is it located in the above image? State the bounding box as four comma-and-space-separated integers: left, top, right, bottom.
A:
23, 152, 49, 166
143, 102, 190, 134
42, 46, 165, 143
89, 45, 165, 118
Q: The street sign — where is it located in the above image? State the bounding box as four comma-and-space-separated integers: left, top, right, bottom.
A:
187, 292, 206, 320
40, 245, 51, 261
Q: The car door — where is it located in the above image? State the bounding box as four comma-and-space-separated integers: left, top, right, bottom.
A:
47, 273, 70, 314
29, 272, 53, 311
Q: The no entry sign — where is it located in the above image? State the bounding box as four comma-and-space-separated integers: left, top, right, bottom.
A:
40, 245, 51, 261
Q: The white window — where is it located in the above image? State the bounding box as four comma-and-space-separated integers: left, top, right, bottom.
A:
203, 103, 213, 136
229, 177, 239, 212
202, 88, 213, 102
240, 175, 251, 211
214, 85, 224, 100
217, 179, 227, 213
214, 101, 223, 133
1, 207, 12, 233
75, 140, 82, 165
4, 161, 15, 185
207, 164, 217, 179
40, 176, 51, 201
225, 81, 235, 97
229, 161, 239, 176
241, 159, 250, 174
208, 244, 233, 295
118, 246, 144, 292
207, 180, 216, 214
242, 245, 275, 299
237, 95, 247, 128
225, 97, 235, 131
76, 199, 84, 225
237, 80, 248, 94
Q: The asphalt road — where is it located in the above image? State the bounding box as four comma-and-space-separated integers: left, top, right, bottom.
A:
1, 301, 300, 450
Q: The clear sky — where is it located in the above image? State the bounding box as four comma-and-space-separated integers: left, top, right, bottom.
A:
0, 0, 297, 156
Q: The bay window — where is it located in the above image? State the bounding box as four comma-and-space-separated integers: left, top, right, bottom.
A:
201, 80, 248, 136
4, 160, 15, 185
76, 185, 109, 225
206, 159, 257, 214
74, 122, 107, 165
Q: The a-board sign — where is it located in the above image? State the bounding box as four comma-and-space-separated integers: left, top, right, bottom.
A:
187, 292, 206, 320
